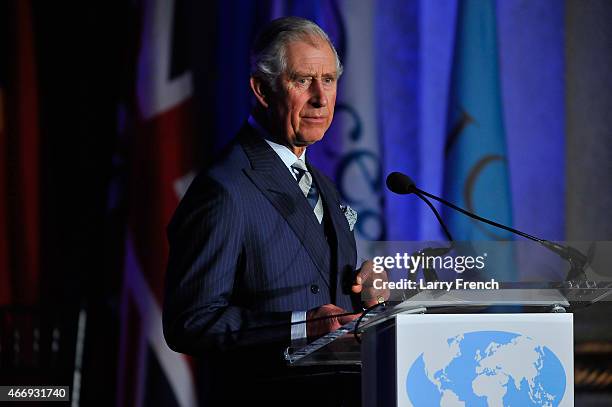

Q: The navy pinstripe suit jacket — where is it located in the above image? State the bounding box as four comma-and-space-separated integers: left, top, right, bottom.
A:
163, 124, 358, 357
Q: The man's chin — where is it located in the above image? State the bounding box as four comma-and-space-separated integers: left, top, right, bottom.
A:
295, 131, 327, 146
294, 138, 322, 148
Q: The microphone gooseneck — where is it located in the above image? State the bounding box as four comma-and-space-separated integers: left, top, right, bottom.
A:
386, 171, 588, 281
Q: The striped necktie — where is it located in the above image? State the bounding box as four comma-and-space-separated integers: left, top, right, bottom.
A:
291, 159, 324, 223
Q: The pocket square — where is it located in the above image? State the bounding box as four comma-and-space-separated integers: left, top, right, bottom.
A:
339, 204, 357, 231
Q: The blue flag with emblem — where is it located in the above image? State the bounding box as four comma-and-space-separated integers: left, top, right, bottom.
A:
443, 0, 515, 281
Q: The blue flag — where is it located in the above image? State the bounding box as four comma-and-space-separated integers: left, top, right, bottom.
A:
443, 0, 515, 280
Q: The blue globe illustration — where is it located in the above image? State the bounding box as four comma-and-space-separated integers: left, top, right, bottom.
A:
406, 331, 566, 406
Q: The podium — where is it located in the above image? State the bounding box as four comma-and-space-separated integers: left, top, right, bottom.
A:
285, 284, 612, 407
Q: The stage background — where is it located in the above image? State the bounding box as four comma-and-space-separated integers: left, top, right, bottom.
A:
1, 0, 611, 405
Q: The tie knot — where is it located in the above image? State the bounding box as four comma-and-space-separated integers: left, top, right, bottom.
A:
291, 159, 308, 172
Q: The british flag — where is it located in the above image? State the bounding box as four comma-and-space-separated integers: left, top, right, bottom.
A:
115, 0, 198, 405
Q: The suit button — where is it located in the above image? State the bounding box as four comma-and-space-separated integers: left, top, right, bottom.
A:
310, 284, 320, 294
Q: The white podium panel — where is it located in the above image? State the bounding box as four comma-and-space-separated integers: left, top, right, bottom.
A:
363, 313, 573, 407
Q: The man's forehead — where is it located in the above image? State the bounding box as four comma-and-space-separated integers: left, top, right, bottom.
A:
285, 39, 335, 63
286, 52, 337, 76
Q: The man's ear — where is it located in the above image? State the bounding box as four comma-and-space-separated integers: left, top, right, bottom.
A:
250, 77, 269, 109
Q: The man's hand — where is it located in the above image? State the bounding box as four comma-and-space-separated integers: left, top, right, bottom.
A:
306, 304, 359, 341
351, 260, 390, 308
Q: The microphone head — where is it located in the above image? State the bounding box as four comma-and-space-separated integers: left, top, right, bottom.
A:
386, 172, 416, 194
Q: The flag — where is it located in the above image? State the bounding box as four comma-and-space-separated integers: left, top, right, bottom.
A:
115, 0, 198, 405
443, 0, 514, 279
0, 0, 40, 306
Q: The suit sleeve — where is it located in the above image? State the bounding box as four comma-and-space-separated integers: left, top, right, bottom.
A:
162, 175, 292, 355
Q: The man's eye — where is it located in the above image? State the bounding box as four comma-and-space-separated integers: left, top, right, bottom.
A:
297, 77, 311, 85
323, 77, 335, 84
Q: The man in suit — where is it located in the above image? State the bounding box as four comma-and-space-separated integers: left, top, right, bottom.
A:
163, 16, 382, 405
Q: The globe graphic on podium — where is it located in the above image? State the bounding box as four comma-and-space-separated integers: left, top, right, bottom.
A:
406, 331, 566, 406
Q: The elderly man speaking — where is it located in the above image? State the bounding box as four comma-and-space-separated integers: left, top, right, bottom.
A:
163, 16, 382, 406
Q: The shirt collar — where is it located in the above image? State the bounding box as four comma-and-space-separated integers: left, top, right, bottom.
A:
248, 115, 306, 169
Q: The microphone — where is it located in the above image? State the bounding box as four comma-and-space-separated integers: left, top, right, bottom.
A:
386, 171, 417, 195
386, 171, 588, 281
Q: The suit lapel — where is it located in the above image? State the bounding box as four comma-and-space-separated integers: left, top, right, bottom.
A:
309, 164, 355, 271
239, 127, 331, 288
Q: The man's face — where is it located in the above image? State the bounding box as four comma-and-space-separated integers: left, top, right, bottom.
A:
268, 38, 338, 149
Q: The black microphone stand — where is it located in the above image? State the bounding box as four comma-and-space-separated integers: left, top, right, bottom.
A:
380, 168, 586, 283
412, 186, 588, 282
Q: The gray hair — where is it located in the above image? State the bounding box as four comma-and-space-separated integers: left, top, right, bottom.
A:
250, 16, 343, 92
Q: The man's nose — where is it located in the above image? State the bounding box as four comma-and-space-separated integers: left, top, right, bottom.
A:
309, 80, 328, 108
